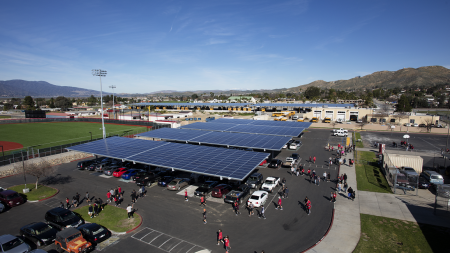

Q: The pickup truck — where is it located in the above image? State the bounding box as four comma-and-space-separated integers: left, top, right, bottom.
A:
224, 184, 251, 205
283, 157, 297, 168
261, 177, 280, 193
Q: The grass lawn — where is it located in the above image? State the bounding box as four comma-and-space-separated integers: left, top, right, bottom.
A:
355, 151, 392, 193
354, 132, 364, 148
0, 122, 147, 152
8, 184, 58, 201
417, 110, 450, 115
0, 115, 11, 118
74, 204, 141, 233
354, 214, 450, 253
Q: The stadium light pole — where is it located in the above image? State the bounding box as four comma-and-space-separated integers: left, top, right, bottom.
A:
109, 85, 116, 120
92, 69, 107, 139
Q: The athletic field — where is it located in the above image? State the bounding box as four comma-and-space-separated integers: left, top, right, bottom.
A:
0, 122, 148, 153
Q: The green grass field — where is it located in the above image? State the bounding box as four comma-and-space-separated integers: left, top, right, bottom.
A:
355, 151, 392, 193
354, 132, 364, 148
74, 204, 141, 232
8, 184, 58, 201
0, 122, 147, 152
354, 214, 449, 253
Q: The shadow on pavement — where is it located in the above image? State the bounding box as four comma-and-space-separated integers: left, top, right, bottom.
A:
41, 174, 73, 185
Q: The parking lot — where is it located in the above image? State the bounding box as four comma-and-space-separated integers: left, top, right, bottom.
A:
0, 129, 348, 252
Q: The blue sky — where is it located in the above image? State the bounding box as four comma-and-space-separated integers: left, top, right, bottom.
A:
0, 0, 449, 94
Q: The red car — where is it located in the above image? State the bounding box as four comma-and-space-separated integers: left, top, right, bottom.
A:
113, 167, 128, 178
0, 190, 25, 207
211, 184, 232, 198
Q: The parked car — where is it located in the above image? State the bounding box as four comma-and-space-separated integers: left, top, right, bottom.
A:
103, 166, 119, 176
0, 234, 31, 253
112, 168, 129, 178
135, 172, 160, 186
19, 222, 58, 246
268, 159, 282, 169
0, 190, 25, 208
412, 123, 418, 127
86, 163, 97, 171
282, 140, 294, 149
436, 124, 443, 128
247, 191, 268, 207
76, 161, 94, 170
400, 167, 419, 177
245, 173, 264, 188
44, 207, 83, 230
194, 181, 219, 197
77, 223, 111, 245
404, 123, 411, 127
55, 227, 92, 253
95, 163, 109, 172
211, 184, 232, 198
158, 176, 175, 187
166, 178, 190, 191
0, 203, 4, 213
421, 170, 444, 189
418, 124, 426, 127
291, 153, 300, 160
121, 169, 141, 180
289, 142, 298, 150
224, 184, 251, 204
418, 177, 430, 189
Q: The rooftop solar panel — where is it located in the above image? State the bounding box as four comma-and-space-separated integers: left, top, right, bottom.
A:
214, 118, 312, 128
180, 122, 304, 137
136, 128, 292, 150
67, 136, 268, 181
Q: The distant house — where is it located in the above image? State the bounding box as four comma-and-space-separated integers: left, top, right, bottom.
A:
227, 96, 256, 103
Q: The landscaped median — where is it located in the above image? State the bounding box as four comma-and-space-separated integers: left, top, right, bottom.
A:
8, 184, 58, 201
354, 214, 449, 253
355, 151, 391, 193
73, 204, 141, 233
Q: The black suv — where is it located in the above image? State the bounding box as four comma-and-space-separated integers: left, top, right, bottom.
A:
45, 207, 83, 230
245, 172, 264, 188
268, 159, 282, 169
135, 171, 160, 187
77, 160, 94, 170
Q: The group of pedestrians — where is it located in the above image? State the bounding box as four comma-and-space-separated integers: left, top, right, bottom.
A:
216, 230, 231, 252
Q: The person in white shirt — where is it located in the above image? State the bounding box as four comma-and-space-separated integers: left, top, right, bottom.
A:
127, 204, 133, 219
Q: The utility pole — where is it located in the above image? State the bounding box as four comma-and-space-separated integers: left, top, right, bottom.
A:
110, 85, 116, 119
92, 69, 107, 139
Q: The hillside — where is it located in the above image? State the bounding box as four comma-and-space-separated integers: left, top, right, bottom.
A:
287, 66, 450, 92
0, 80, 106, 97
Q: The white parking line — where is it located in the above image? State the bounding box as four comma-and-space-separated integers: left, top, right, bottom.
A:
132, 227, 211, 253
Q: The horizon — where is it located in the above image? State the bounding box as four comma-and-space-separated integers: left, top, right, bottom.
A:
1, 1, 449, 93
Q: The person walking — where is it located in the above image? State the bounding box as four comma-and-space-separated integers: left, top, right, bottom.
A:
276, 196, 283, 210
224, 236, 230, 253
59, 202, 64, 209
291, 166, 295, 176
234, 200, 240, 215
203, 209, 207, 224
66, 197, 70, 209
118, 186, 122, 195
75, 192, 80, 205
296, 166, 300, 176
306, 201, 311, 215
333, 192, 337, 202
185, 189, 188, 201
309, 171, 313, 184
348, 187, 354, 200
344, 173, 348, 183
338, 182, 342, 192
327, 172, 330, 182
284, 187, 289, 198
127, 204, 134, 219
314, 175, 317, 185
323, 172, 327, 181
93, 203, 99, 217
141, 185, 146, 197
248, 202, 254, 216
313, 156, 316, 164
98, 198, 104, 210
330, 192, 334, 202
200, 196, 206, 206
113, 195, 119, 206
131, 190, 137, 203
85, 192, 91, 203
344, 182, 348, 192
343, 158, 347, 165
301, 166, 305, 176
259, 205, 266, 219
106, 191, 111, 203
88, 204, 93, 218
72, 196, 78, 208
217, 229, 223, 245
309, 156, 312, 163
317, 176, 320, 186
109, 188, 114, 199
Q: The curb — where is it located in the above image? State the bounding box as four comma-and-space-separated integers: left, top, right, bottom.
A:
302, 207, 336, 252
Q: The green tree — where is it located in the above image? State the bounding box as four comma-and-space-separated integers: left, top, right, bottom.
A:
304, 86, 321, 100
48, 98, 56, 108
23, 96, 35, 110
54, 96, 72, 109
191, 94, 199, 100
396, 95, 412, 112
88, 95, 97, 106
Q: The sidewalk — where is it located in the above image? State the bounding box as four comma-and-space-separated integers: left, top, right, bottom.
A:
307, 147, 360, 253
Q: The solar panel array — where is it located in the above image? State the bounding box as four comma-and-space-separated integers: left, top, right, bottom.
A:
132, 102, 250, 107
67, 136, 268, 181
213, 118, 312, 128
180, 122, 305, 137
252, 103, 355, 108
137, 128, 292, 150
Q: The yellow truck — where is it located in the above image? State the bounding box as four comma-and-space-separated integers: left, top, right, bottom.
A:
323, 118, 331, 123
272, 112, 284, 117
311, 117, 319, 123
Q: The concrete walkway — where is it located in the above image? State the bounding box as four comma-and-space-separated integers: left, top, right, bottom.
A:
307, 147, 360, 253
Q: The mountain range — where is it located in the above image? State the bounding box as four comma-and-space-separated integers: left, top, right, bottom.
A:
1, 66, 449, 98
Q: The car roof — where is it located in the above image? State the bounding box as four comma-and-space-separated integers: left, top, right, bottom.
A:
0, 234, 18, 244
0, 189, 18, 195
214, 184, 229, 189
252, 190, 267, 196
21, 222, 47, 230
48, 207, 71, 215
56, 227, 80, 238
78, 223, 101, 230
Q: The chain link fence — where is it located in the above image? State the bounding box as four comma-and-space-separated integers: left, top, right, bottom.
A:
435, 184, 450, 216
381, 153, 418, 195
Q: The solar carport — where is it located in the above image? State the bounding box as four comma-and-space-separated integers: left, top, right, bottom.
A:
136, 128, 292, 151
67, 136, 268, 181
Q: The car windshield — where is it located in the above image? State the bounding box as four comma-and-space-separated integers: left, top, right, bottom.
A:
59, 211, 77, 222
168, 181, 177, 186
1, 238, 25, 251
264, 180, 274, 184
35, 224, 53, 235
91, 226, 105, 236
200, 183, 212, 188
248, 176, 258, 181
6, 193, 20, 200
212, 189, 220, 192
432, 175, 443, 179
250, 195, 260, 200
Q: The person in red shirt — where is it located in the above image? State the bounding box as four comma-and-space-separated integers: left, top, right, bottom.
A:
313, 156, 316, 164
217, 229, 223, 245
276, 196, 283, 210
106, 191, 111, 203
200, 196, 206, 206
118, 186, 122, 195
185, 189, 188, 201
224, 236, 230, 253
234, 201, 240, 215
307, 201, 311, 215
65, 197, 70, 209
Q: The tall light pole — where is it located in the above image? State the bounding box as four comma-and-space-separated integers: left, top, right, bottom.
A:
109, 85, 116, 120
92, 69, 107, 139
